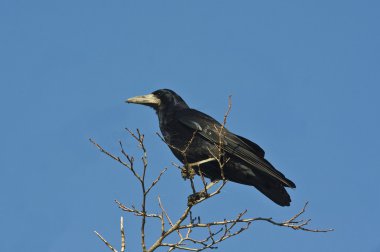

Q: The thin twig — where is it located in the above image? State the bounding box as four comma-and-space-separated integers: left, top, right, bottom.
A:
146, 168, 168, 195
158, 196, 183, 240
121, 216, 126, 252
94, 231, 118, 252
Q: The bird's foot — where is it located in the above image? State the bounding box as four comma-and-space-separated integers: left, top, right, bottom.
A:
187, 191, 209, 206
181, 164, 197, 180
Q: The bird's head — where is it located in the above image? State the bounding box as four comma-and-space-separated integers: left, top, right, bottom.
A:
126, 89, 189, 111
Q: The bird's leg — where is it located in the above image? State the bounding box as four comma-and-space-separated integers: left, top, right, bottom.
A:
187, 179, 220, 204
185, 158, 219, 206
204, 180, 220, 192
187, 181, 218, 206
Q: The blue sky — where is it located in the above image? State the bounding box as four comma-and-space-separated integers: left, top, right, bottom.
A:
1, 0, 380, 251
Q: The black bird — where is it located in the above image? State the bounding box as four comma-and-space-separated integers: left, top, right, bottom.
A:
127, 89, 296, 206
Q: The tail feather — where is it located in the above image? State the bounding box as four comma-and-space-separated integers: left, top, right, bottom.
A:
254, 181, 292, 207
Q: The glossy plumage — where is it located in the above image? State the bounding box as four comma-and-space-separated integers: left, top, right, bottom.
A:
127, 89, 296, 206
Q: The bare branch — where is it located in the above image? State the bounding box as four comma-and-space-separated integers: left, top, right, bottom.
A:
90, 138, 133, 170
158, 196, 183, 240
121, 217, 126, 252
223, 95, 232, 127
146, 168, 168, 195
95, 230, 118, 252
178, 202, 333, 233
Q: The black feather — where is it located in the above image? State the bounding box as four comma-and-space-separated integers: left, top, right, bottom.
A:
127, 89, 296, 206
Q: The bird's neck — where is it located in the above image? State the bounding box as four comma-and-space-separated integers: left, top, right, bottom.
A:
157, 106, 178, 127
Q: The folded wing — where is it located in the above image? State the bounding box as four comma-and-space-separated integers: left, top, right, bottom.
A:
177, 109, 296, 188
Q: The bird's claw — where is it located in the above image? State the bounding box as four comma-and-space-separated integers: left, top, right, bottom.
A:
181, 164, 196, 180
187, 191, 209, 206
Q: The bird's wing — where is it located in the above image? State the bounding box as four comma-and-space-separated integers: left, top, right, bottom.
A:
177, 109, 295, 188
230, 134, 265, 158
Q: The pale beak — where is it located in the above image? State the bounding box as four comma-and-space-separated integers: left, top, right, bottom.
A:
126, 93, 161, 106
